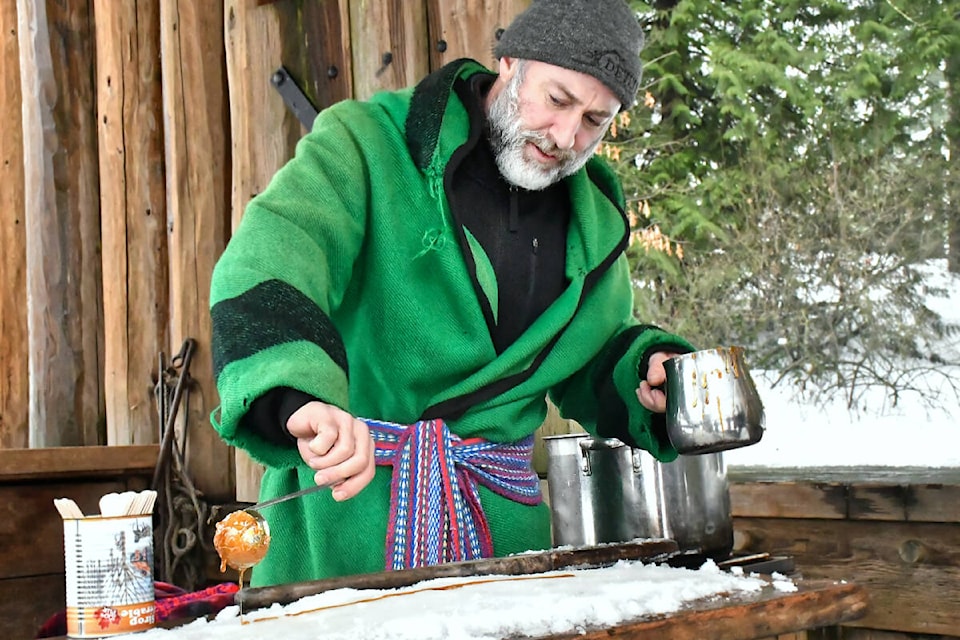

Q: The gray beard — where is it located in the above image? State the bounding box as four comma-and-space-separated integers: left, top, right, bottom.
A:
486, 72, 601, 191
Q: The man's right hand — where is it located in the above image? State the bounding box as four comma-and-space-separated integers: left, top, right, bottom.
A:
285, 401, 376, 501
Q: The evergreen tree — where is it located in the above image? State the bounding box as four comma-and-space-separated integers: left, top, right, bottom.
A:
607, 0, 960, 408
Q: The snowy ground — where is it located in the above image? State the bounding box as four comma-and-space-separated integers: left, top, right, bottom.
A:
725, 259, 960, 469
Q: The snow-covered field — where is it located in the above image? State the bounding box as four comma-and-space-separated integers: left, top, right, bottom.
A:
725, 259, 959, 468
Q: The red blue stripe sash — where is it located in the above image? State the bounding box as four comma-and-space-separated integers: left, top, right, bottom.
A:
365, 418, 541, 571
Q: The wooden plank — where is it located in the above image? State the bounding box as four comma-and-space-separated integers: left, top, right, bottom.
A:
0, 574, 63, 640
734, 517, 960, 636
426, 0, 529, 70
160, 0, 234, 502
809, 629, 946, 640
729, 471, 960, 524
0, 445, 158, 481
0, 0, 28, 449
728, 466, 960, 485
18, 0, 104, 447
848, 483, 960, 523
95, 0, 169, 446
543, 581, 868, 640
349, 0, 430, 100
731, 481, 849, 520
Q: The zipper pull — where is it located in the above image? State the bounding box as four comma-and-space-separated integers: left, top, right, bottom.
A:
532, 237, 539, 254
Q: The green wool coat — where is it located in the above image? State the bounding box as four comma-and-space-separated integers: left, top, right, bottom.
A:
210, 59, 693, 587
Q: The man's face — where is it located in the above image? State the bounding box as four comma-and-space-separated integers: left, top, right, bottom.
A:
487, 58, 621, 191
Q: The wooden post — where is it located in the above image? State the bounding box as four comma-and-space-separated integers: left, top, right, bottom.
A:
223, 0, 297, 502
0, 1, 28, 449
426, 0, 530, 71
160, 1, 234, 501
276, 0, 353, 112
95, 0, 169, 446
349, 0, 430, 100
17, 0, 104, 447
223, 0, 355, 501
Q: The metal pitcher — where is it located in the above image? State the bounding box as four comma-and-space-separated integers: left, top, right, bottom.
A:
544, 434, 733, 557
664, 346, 765, 455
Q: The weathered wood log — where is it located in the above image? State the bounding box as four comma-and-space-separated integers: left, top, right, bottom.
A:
349, 0, 430, 100
237, 538, 679, 610
159, 0, 233, 501
274, 0, 353, 113
95, 0, 169, 446
223, 0, 300, 502
0, 1, 28, 449
426, 0, 529, 70
18, 0, 104, 447
547, 580, 869, 640
222, 0, 357, 502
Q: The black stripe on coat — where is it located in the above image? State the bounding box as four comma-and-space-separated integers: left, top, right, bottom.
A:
211, 279, 348, 379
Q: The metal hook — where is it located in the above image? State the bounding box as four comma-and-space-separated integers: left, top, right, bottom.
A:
376, 51, 393, 77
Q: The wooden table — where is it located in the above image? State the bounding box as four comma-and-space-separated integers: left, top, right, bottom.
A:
227, 542, 867, 640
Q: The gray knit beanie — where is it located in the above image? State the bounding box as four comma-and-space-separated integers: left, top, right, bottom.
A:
494, 0, 644, 109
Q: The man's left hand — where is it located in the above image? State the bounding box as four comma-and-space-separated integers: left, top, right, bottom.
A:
636, 351, 678, 413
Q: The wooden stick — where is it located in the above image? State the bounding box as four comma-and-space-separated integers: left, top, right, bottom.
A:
238, 539, 679, 611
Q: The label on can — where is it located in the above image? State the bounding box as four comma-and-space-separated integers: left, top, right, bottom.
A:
63, 515, 155, 637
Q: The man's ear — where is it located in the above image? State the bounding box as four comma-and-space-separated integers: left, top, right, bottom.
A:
498, 56, 519, 81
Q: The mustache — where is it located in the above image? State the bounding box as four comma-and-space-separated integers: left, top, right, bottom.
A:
522, 131, 576, 163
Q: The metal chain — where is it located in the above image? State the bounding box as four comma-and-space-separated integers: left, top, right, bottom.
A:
151, 339, 212, 590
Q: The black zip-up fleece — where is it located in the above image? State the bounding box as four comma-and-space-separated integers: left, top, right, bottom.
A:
449, 73, 570, 354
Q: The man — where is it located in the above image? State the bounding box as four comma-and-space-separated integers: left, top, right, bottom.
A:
210, 0, 693, 587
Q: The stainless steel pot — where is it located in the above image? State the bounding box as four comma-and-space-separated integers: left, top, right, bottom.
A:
544, 434, 733, 557
664, 346, 765, 455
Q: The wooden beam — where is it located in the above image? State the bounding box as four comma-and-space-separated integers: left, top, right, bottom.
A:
0, 444, 159, 481
0, 0, 28, 449
160, 0, 234, 502
221, 0, 356, 502
349, 0, 430, 100
224, 0, 301, 502
17, 0, 104, 447
426, 0, 530, 71
729, 468, 960, 524
95, 0, 169, 446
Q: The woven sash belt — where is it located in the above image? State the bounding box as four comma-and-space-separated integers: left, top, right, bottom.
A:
365, 418, 542, 571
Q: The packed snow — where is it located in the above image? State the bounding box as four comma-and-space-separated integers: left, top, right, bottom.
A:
137, 560, 794, 639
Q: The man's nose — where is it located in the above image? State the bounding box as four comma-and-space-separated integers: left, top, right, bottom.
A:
550, 113, 580, 151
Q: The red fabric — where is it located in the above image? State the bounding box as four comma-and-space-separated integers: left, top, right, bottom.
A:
35, 581, 240, 638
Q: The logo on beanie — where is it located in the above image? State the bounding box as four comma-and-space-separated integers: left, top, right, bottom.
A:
573, 50, 639, 93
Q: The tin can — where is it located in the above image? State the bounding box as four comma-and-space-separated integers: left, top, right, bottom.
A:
63, 515, 155, 637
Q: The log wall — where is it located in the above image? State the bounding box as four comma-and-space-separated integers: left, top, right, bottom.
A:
2, 0, 531, 501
